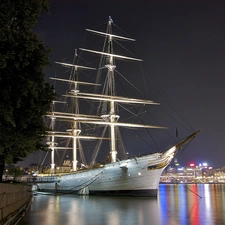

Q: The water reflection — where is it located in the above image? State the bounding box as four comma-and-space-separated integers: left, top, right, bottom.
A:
18, 184, 225, 225
158, 184, 225, 225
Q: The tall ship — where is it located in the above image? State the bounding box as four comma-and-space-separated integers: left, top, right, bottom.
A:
33, 17, 199, 197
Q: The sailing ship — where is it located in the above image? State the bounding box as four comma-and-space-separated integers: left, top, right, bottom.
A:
33, 17, 199, 197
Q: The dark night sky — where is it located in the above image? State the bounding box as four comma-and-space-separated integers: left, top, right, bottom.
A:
18, 0, 225, 168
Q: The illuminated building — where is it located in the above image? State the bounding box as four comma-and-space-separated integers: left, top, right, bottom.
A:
160, 162, 225, 183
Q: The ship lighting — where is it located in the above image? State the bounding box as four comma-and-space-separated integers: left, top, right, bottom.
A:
163, 146, 176, 157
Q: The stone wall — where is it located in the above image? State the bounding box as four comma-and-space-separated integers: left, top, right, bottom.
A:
0, 183, 32, 225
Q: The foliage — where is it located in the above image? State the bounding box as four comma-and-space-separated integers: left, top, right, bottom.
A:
0, 0, 56, 181
8, 167, 23, 181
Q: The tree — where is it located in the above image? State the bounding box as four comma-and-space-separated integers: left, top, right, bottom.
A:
8, 167, 23, 182
0, 0, 56, 181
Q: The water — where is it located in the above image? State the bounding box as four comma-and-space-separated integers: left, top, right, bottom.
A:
17, 184, 225, 225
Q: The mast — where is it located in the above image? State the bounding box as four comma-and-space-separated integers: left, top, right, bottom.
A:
64, 50, 97, 171
50, 51, 97, 171
101, 17, 143, 163
48, 101, 67, 172
107, 17, 116, 162
82, 17, 119, 163
80, 16, 150, 163
71, 53, 80, 171
50, 102, 56, 171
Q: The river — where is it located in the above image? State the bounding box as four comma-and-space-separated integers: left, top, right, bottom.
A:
17, 184, 225, 225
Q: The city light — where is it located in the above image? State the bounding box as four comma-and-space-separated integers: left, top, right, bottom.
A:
160, 161, 225, 184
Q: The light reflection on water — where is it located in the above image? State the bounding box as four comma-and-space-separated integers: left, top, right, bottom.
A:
18, 184, 225, 225
159, 184, 225, 225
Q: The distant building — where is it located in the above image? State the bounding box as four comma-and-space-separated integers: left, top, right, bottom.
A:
161, 163, 225, 183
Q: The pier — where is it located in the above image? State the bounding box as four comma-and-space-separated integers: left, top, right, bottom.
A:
0, 183, 32, 225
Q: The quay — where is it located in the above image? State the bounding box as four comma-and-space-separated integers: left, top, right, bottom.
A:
0, 183, 32, 225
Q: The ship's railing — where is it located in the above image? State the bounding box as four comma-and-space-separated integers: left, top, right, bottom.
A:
27, 176, 59, 183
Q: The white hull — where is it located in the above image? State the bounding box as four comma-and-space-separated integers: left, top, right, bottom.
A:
33, 132, 199, 197
35, 150, 173, 196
